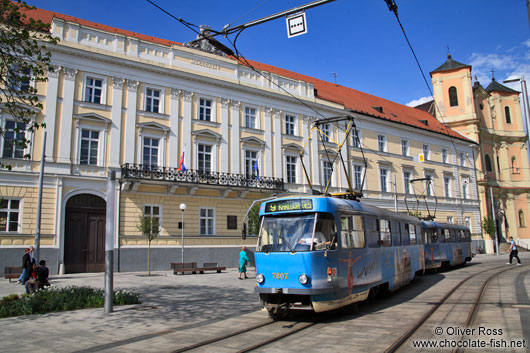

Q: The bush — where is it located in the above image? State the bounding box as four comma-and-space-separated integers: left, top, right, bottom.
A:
0, 286, 141, 318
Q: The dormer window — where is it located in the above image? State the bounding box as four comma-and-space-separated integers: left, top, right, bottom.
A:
505, 107, 511, 124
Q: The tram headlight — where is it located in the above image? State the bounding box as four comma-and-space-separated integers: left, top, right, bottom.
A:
256, 273, 265, 284
298, 273, 309, 285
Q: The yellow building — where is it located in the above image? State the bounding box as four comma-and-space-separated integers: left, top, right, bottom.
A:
422, 54, 530, 253
0, 7, 481, 273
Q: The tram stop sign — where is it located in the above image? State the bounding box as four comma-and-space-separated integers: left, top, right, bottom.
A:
286, 12, 307, 38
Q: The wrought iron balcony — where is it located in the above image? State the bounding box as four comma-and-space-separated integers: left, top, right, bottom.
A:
120, 163, 284, 191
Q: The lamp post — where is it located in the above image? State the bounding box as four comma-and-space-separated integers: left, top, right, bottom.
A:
180, 203, 186, 263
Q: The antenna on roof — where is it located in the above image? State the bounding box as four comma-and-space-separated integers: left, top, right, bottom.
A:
331, 72, 338, 84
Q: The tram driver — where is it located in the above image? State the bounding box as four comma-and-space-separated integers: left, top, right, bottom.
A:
298, 214, 336, 250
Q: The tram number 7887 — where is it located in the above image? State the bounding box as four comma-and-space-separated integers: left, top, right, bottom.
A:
272, 272, 289, 279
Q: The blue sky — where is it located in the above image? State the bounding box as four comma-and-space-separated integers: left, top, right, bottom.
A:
31, 0, 529, 107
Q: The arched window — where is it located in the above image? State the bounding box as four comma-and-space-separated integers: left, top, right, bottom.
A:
505, 106, 511, 124
449, 86, 458, 107
511, 156, 519, 173
519, 210, 526, 228
484, 154, 492, 172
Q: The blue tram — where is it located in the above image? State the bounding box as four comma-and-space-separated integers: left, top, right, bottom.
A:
253, 196, 426, 317
421, 221, 472, 270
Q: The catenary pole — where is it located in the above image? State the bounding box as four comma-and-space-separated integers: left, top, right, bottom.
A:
105, 170, 116, 313
34, 131, 46, 264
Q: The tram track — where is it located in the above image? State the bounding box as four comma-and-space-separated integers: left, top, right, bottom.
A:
171, 317, 318, 352
384, 263, 523, 353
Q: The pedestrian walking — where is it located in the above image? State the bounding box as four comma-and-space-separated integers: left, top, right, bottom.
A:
238, 246, 250, 280
18, 248, 30, 284
507, 236, 522, 265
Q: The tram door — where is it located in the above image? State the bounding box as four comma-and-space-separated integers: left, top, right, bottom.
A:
64, 194, 106, 273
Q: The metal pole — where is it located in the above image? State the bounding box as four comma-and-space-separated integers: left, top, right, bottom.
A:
489, 186, 499, 256
34, 131, 46, 264
393, 174, 398, 212
181, 210, 184, 263
105, 170, 116, 314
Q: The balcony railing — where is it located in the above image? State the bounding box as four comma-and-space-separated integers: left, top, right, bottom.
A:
121, 163, 284, 191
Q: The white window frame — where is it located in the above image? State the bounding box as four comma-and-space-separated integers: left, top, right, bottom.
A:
244, 149, 259, 177
198, 96, 215, 122
460, 152, 466, 167
8, 64, 34, 92
379, 167, 390, 192
322, 124, 331, 143
244, 105, 258, 129
442, 148, 448, 164
378, 135, 387, 152
444, 176, 452, 198
284, 114, 296, 135
197, 143, 213, 174
447, 216, 454, 224
82, 73, 106, 104
425, 173, 434, 196
286, 154, 297, 184
351, 128, 362, 148
462, 178, 469, 199
465, 217, 471, 232
0, 198, 21, 233
423, 144, 430, 160
1, 118, 30, 159
144, 86, 165, 114
353, 163, 364, 190
403, 170, 412, 194
199, 207, 215, 236
322, 160, 333, 187
401, 139, 409, 157
79, 128, 100, 166
142, 135, 161, 168
143, 204, 162, 232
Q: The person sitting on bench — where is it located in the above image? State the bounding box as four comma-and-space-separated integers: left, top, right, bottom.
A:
36, 260, 50, 289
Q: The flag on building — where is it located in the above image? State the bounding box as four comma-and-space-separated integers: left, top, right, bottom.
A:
178, 150, 186, 172
253, 151, 260, 181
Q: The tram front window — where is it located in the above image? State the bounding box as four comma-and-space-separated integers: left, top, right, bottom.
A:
257, 213, 336, 252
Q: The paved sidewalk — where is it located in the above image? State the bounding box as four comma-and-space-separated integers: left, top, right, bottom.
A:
0, 267, 259, 353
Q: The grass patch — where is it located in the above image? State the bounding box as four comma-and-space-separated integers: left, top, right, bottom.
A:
0, 286, 141, 318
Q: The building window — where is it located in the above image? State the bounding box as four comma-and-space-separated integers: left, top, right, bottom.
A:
519, 210, 526, 228
505, 106, 511, 124
84, 77, 103, 104
286, 155, 297, 184
199, 98, 212, 121
143, 205, 161, 234
511, 157, 520, 174
0, 199, 20, 232
423, 144, 430, 160
460, 152, 466, 167
379, 168, 389, 192
198, 144, 212, 174
449, 86, 458, 107
485, 154, 492, 172
403, 171, 411, 194
8, 65, 31, 92
145, 87, 161, 113
142, 137, 159, 168
401, 140, 409, 156
465, 217, 471, 232
351, 128, 360, 147
199, 208, 215, 235
447, 216, 454, 224
285, 115, 295, 135
462, 179, 469, 200
80, 129, 99, 165
442, 148, 448, 164
321, 124, 330, 143
245, 150, 258, 177
2, 120, 26, 159
425, 174, 434, 196
353, 164, 363, 190
378, 135, 386, 152
322, 161, 332, 187
245, 107, 256, 129
444, 176, 452, 198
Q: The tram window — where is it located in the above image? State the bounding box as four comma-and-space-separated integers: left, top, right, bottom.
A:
391, 220, 401, 246
406, 223, 416, 245
465, 231, 470, 242
443, 229, 451, 243
379, 219, 392, 247
366, 216, 380, 248
340, 215, 365, 248
428, 229, 437, 243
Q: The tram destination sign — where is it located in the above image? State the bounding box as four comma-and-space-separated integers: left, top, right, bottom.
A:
265, 199, 313, 213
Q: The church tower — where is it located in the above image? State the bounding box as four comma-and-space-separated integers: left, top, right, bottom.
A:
429, 55, 530, 253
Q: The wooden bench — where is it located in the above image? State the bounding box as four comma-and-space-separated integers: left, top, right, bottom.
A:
4, 266, 23, 282
171, 262, 225, 275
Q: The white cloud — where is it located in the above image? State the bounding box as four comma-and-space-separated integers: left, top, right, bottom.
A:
406, 96, 432, 107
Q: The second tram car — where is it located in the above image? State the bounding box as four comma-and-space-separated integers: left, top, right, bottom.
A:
421, 221, 473, 270
254, 196, 426, 317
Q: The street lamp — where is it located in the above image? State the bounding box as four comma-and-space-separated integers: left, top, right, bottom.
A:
180, 203, 186, 263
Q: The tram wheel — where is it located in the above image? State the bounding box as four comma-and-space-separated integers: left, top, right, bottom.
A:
268, 306, 288, 320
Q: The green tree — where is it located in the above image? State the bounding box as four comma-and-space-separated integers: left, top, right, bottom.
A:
481, 216, 495, 239
1, 0, 58, 169
136, 215, 160, 276
248, 203, 260, 236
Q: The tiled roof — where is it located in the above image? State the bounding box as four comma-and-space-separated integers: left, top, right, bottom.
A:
485, 79, 519, 94
25, 5, 474, 144
431, 54, 471, 74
